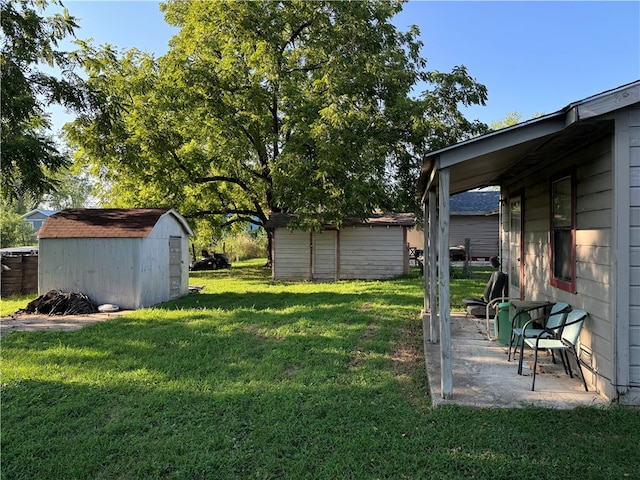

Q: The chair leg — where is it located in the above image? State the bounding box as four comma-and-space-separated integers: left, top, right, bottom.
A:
562, 350, 573, 377
531, 348, 539, 391
572, 349, 589, 392
512, 336, 522, 361
517, 340, 526, 375
508, 332, 517, 361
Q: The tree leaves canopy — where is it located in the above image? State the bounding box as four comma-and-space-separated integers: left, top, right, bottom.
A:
66, 0, 488, 237
1, 0, 89, 203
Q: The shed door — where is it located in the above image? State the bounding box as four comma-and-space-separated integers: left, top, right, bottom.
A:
169, 236, 182, 299
312, 230, 337, 282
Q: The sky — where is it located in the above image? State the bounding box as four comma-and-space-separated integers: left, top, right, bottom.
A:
48, 0, 640, 131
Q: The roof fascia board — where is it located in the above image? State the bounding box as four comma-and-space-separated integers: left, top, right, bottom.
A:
21, 208, 56, 218
421, 156, 440, 203
573, 83, 640, 122
164, 209, 194, 236
438, 115, 566, 169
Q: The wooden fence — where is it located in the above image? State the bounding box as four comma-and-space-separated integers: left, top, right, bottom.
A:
1, 253, 38, 296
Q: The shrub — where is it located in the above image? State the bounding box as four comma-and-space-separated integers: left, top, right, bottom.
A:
225, 230, 268, 261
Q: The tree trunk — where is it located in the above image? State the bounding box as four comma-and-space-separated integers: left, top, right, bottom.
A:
265, 228, 274, 268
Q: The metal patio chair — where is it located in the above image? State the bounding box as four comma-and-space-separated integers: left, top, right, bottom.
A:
507, 302, 571, 361
517, 309, 589, 391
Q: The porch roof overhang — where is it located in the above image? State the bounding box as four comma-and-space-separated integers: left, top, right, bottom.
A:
417, 80, 639, 402
416, 80, 640, 199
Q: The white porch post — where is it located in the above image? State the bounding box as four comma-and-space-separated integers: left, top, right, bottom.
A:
421, 199, 431, 376
422, 199, 430, 314
438, 168, 452, 398
428, 190, 438, 342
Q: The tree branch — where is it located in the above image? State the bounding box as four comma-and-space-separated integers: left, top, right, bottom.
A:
196, 175, 250, 192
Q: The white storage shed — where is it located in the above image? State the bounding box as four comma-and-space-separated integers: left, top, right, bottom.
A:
38, 208, 193, 310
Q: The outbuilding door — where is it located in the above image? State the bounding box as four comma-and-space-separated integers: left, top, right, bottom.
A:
312, 230, 337, 282
169, 236, 182, 299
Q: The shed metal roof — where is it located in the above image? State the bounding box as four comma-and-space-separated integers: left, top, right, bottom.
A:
38, 208, 193, 239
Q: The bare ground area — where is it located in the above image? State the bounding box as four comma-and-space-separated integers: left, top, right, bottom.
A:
0, 310, 131, 337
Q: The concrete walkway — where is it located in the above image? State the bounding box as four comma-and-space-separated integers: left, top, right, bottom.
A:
423, 313, 608, 409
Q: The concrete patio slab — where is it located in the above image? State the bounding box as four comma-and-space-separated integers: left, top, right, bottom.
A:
423, 313, 609, 409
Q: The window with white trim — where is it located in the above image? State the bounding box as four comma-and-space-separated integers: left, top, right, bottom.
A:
550, 173, 575, 292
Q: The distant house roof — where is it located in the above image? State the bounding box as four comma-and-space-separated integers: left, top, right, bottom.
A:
450, 191, 499, 215
21, 209, 58, 219
266, 212, 416, 229
38, 208, 193, 239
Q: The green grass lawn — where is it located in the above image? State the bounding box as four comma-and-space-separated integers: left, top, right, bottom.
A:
0, 293, 37, 317
2, 260, 639, 479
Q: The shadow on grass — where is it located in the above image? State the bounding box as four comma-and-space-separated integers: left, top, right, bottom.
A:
3, 373, 639, 479
3, 266, 639, 478
162, 290, 421, 315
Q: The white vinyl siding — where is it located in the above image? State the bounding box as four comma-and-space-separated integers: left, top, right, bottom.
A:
273, 230, 311, 281
628, 106, 640, 391
503, 133, 614, 398
339, 227, 405, 280
272, 225, 408, 281
449, 215, 499, 259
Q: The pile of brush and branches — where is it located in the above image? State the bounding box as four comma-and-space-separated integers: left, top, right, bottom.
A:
20, 290, 98, 316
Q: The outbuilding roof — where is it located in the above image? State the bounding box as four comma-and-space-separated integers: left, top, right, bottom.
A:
38, 208, 193, 239
450, 191, 499, 215
266, 212, 415, 229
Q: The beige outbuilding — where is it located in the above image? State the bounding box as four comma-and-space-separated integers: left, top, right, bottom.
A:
267, 213, 415, 282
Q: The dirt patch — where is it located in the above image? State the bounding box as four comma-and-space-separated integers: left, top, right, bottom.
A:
0, 310, 131, 336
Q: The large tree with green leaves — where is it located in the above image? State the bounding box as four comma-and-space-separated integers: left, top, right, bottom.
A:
1, 0, 90, 205
66, 0, 488, 259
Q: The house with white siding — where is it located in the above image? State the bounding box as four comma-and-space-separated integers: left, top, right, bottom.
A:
38, 208, 193, 310
266, 213, 415, 282
416, 80, 640, 405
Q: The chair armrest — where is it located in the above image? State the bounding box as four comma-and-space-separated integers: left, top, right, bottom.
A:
463, 298, 486, 306
485, 297, 520, 340
485, 296, 520, 321
519, 318, 540, 335
533, 316, 575, 343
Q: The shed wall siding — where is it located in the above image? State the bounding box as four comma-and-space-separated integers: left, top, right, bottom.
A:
273, 230, 311, 281
339, 227, 405, 280
273, 225, 408, 281
39, 238, 140, 309
503, 132, 615, 398
140, 216, 191, 306
628, 106, 640, 395
312, 230, 337, 281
